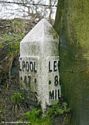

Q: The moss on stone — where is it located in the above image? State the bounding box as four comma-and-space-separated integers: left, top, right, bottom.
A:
49, 27, 59, 40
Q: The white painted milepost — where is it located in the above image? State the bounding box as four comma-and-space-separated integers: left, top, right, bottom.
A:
19, 18, 61, 112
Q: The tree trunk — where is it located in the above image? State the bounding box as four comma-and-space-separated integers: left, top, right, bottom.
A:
54, 0, 89, 125
54, 0, 64, 34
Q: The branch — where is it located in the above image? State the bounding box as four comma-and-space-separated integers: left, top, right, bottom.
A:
0, 1, 57, 7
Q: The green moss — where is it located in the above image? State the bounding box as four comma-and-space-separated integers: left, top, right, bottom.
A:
58, 0, 89, 124
49, 27, 59, 39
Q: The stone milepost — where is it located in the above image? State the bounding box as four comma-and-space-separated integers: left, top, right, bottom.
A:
48, 57, 60, 101
19, 18, 61, 111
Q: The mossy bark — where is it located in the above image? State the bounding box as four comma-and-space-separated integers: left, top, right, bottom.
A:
54, 0, 89, 125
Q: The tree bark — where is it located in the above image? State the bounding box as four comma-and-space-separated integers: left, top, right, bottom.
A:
54, 0, 64, 35
54, 0, 89, 125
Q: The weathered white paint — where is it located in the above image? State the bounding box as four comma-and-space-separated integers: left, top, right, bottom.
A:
19, 18, 61, 111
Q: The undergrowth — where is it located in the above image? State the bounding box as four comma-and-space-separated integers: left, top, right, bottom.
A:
18, 100, 71, 125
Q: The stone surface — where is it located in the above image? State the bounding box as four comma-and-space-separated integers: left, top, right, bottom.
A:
19, 18, 61, 111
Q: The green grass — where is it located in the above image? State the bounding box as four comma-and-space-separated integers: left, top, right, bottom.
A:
0, 19, 26, 56
20, 102, 71, 125
2, 33, 24, 56
11, 92, 25, 105
22, 109, 52, 125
